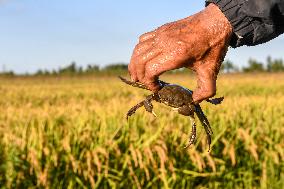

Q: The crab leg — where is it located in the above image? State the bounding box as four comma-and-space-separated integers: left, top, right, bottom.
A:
119, 76, 149, 90
119, 76, 168, 90
126, 95, 156, 119
194, 104, 212, 151
143, 95, 157, 117
184, 116, 197, 149
126, 101, 144, 120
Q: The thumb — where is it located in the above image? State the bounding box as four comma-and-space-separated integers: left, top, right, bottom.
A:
192, 64, 217, 104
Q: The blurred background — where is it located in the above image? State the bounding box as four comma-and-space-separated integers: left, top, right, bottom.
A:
0, 0, 283, 75
1, 1, 284, 189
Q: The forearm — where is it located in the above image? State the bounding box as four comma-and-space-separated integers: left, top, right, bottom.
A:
206, 0, 284, 47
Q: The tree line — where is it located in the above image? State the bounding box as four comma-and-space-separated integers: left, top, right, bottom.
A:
1, 56, 284, 76
34, 62, 129, 76
0, 62, 128, 76
219, 56, 284, 73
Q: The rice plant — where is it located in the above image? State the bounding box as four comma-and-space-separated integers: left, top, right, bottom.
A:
0, 73, 284, 188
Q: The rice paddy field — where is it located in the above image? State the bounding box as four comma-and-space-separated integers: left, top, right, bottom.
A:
0, 73, 284, 189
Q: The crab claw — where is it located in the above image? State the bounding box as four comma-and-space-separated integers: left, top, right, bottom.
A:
207, 97, 224, 105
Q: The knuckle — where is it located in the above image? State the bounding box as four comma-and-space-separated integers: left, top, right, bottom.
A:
175, 43, 188, 55
138, 34, 146, 42
133, 43, 149, 57
157, 22, 172, 31
139, 33, 148, 42
139, 30, 155, 40
145, 63, 159, 78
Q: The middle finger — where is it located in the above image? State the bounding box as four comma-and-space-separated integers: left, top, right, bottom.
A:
132, 47, 162, 81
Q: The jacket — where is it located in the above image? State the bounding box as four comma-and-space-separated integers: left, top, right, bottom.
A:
206, 0, 284, 47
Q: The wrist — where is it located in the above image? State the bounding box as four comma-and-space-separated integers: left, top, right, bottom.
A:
202, 3, 233, 48
208, 3, 233, 37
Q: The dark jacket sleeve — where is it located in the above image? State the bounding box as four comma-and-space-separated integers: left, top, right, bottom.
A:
206, 0, 284, 48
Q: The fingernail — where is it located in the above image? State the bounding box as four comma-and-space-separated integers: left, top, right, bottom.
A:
148, 83, 160, 92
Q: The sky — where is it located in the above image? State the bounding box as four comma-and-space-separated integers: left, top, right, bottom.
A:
0, 0, 283, 74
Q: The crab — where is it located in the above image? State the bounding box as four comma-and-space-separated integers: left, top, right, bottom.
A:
119, 76, 224, 150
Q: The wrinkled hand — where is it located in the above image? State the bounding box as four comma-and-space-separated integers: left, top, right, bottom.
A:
128, 3, 232, 103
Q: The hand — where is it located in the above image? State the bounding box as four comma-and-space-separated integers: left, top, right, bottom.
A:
128, 3, 233, 103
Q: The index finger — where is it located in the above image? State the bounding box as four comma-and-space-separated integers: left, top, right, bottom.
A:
143, 53, 185, 91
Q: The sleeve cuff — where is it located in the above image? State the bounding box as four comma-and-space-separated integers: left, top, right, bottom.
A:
205, 0, 254, 48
